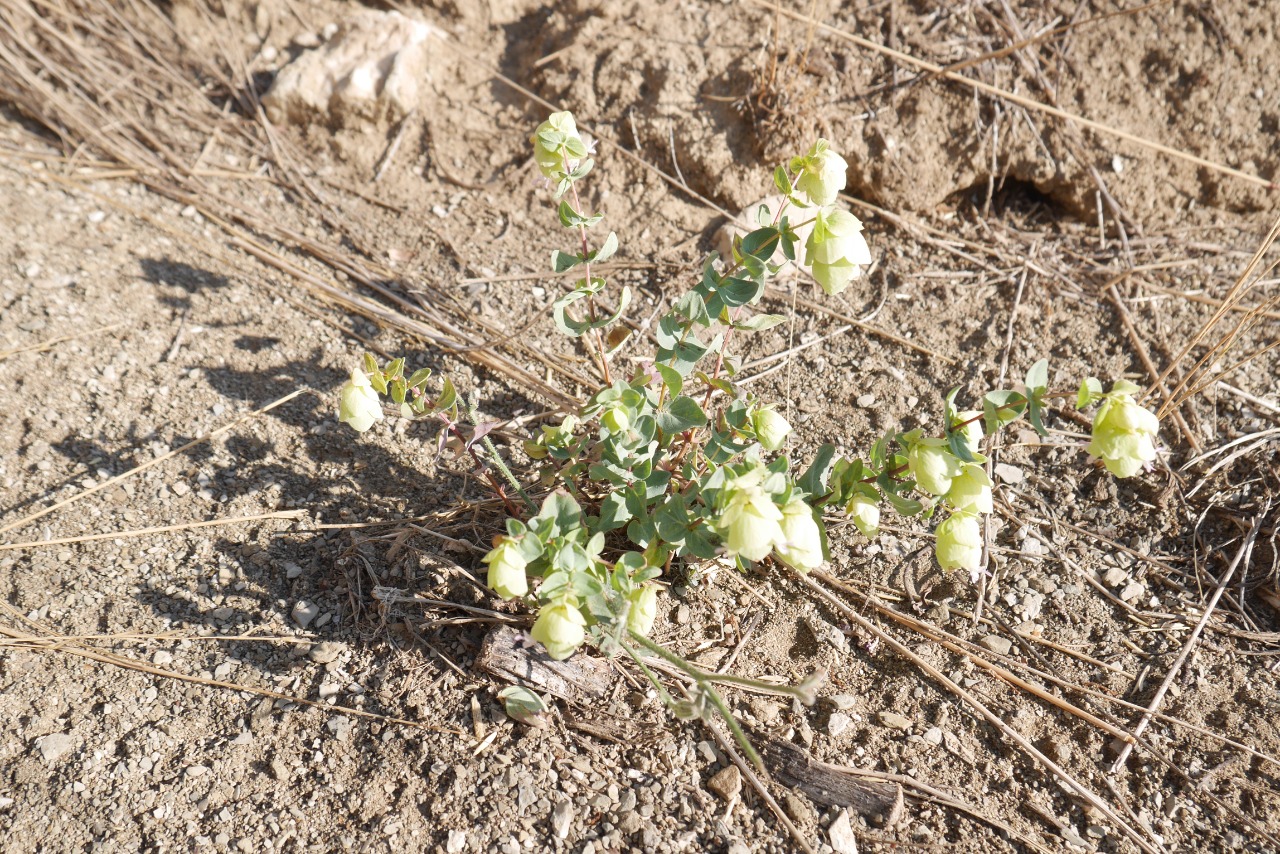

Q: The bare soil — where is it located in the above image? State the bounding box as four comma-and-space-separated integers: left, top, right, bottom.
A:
1, 1, 1278, 853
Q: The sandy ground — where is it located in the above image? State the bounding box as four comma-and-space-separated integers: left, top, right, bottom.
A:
1, 1, 1279, 852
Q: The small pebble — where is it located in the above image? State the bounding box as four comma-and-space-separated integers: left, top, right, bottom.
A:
446, 830, 467, 853
309, 641, 346, 664
827, 712, 852, 737
829, 694, 858, 711
707, 765, 741, 801
856, 393, 876, 407
980, 635, 1013, 656
292, 600, 320, 628
828, 809, 858, 854
1119, 581, 1145, 602
550, 800, 574, 840
994, 463, 1024, 484
1102, 567, 1127, 588
37, 733, 75, 762
878, 712, 913, 730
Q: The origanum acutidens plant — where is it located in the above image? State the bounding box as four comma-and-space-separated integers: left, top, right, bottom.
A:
338, 111, 1162, 670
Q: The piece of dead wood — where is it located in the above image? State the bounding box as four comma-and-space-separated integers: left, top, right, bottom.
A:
749, 727, 905, 825
563, 708, 655, 746
476, 625, 612, 705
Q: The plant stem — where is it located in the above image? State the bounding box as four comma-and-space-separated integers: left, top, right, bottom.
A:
563, 155, 613, 386
625, 632, 765, 770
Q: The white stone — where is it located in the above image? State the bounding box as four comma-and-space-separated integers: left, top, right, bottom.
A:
37, 733, 75, 762
263, 11, 446, 127
292, 600, 319, 627
828, 809, 858, 854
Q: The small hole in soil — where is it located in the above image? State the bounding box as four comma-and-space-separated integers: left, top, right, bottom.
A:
948, 177, 1065, 222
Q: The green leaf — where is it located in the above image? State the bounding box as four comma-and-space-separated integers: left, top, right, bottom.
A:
942, 386, 960, 436
537, 128, 565, 148
389, 377, 406, 405
682, 523, 719, 560
654, 494, 693, 544
1024, 358, 1049, 394
497, 686, 548, 726
982, 390, 1026, 435
599, 286, 632, 329
406, 367, 433, 390
627, 515, 656, 548
552, 250, 581, 273
693, 371, 733, 397
946, 428, 978, 463
798, 444, 837, 496
553, 291, 592, 338
567, 158, 595, 182
778, 220, 797, 262
557, 200, 601, 229
535, 490, 584, 540
733, 313, 786, 332
1077, 377, 1103, 409
361, 353, 379, 375
656, 395, 707, 435
883, 491, 924, 516
385, 357, 405, 380
739, 227, 781, 262
1027, 394, 1047, 438
673, 290, 711, 326
655, 363, 683, 398
717, 275, 764, 309
367, 371, 388, 395
593, 231, 619, 263
772, 165, 793, 196
435, 376, 457, 412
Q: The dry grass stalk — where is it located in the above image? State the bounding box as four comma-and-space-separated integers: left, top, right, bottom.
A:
0, 608, 465, 736
799, 571, 1162, 854
0, 510, 306, 551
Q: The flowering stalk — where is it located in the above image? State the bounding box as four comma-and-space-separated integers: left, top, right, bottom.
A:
564, 154, 612, 386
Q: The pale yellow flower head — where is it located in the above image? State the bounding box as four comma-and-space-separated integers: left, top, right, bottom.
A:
338, 368, 382, 433
791, 139, 848, 206
774, 498, 824, 573
1087, 386, 1159, 478
531, 601, 587, 660
935, 510, 982, 577
751, 407, 792, 451
531, 111, 588, 179
846, 493, 880, 539
907, 437, 964, 496
626, 584, 659, 637
484, 538, 529, 600
716, 471, 785, 562
945, 463, 993, 514
804, 207, 872, 295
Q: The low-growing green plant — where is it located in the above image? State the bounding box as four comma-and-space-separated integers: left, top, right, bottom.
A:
337, 111, 1162, 747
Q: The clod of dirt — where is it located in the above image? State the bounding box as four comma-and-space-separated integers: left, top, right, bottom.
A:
263, 10, 445, 129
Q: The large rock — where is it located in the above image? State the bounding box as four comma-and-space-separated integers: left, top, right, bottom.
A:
264, 11, 444, 129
